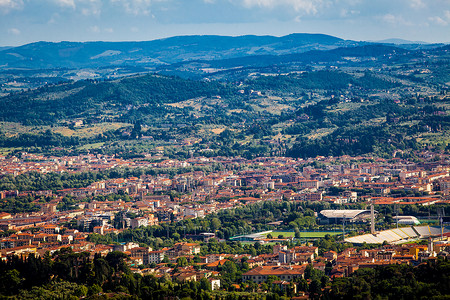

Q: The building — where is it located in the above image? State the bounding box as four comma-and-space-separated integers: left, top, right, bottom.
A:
130, 217, 148, 229
168, 242, 201, 258
129, 247, 152, 265
297, 180, 319, 189
273, 244, 288, 254
393, 216, 420, 225
93, 226, 104, 235
148, 250, 165, 264
42, 224, 60, 234
323, 250, 338, 261
279, 249, 296, 264
0, 212, 12, 220
242, 265, 306, 284
209, 278, 221, 291
319, 210, 377, 224
247, 257, 265, 268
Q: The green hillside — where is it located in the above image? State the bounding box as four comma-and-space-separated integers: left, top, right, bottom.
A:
0, 43, 448, 159
0, 75, 236, 125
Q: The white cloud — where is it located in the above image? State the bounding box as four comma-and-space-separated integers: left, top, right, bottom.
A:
7, 27, 20, 35
110, 0, 166, 15
340, 8, 359, 18
426, 8, 450, 26
381, 14, 412, 26
444, 10, 450, 21
89, 26, 114, 33
81, 0, 102, 15
89, 25, 100, 33
48, 13, 60, 24
239, 0, 323, 14
0, 0, 23, 14
81, 6, 100, 16
54, 0, 102, 15
410, 0, 425, 9
429, 16, 448, 26
55, 0, 76, 9
382, 14, 396, 24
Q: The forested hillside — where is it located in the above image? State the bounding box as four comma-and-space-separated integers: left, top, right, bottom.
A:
0, 75, 236, 125
0, 39, 448, 160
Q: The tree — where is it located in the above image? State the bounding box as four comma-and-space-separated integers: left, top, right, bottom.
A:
88, 284, 102, 296
173, 232, 181, 240
221, 261, 238, 282
74, 285, 88, 297
0, 269, 23, 295
309, 279, 322, 298
199, 277, 212, 292
210, 218, 221, 232
177, 257, 189, 267
294, 227, 301, 239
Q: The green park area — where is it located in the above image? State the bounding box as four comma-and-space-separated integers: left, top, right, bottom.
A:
267, 231, 342, 239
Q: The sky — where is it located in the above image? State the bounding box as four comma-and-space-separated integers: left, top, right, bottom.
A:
1, 0, 449, 46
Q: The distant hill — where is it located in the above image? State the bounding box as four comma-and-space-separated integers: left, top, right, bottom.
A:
157, 44, 410, 76
375, 38, 428, 45
0, 34, 362, 69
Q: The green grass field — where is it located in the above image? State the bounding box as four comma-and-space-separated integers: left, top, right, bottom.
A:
267, 231, 341, 238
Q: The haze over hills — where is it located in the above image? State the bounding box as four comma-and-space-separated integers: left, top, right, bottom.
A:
0, 33, 446, 90
0, 34, 447, 92
375, 38, 428, 45
0, 33, 362, 69
1, 33, 446, 71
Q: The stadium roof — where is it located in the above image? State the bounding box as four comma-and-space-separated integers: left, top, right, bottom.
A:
320, 210, 376, 219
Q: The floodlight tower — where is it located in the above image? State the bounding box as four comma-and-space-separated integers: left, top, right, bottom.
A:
370, 202, 375, 234
342, 214, 346, 242
395, 204, 399, 229
438, 208, 444, 241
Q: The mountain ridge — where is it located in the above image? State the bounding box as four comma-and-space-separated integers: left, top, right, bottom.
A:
0, 33, 359, 69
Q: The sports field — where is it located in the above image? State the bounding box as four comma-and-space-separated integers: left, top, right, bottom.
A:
267, 231, 341, 238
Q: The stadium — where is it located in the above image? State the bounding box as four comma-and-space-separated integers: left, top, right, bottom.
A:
345, 225, 450, 245
318, 209, 377, 224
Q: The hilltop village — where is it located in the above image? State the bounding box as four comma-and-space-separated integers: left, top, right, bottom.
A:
0, 151, 450, 297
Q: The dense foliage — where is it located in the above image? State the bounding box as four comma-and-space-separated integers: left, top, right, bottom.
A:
248, 71, 400, 94
0, 74, 237, 125
0, 248, 218, 299
329, 259, 450, 299
0, 164, 218, 192
0, 246, 306, 299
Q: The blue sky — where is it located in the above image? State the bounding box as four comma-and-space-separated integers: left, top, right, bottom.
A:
1, 0, 449, 46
